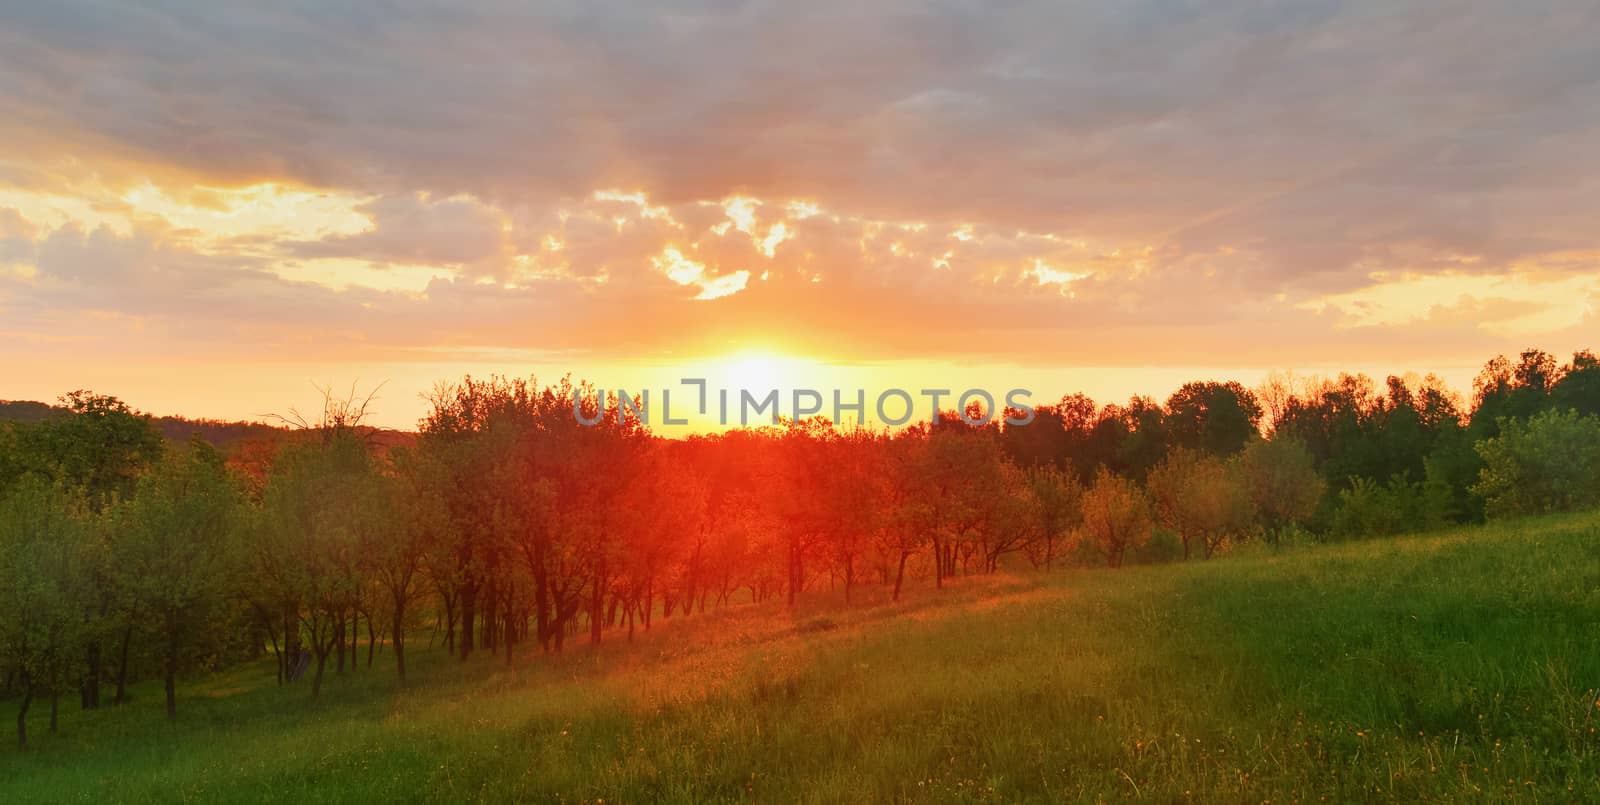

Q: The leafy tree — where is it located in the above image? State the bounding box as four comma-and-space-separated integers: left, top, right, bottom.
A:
1550, 349, 1600, 418
1147, 448, 1256, 559
1236, 438, 1324, 534
5, 393, 164, 710
875, 432, 933, 600
0, 481, 94, 746
16, 392, 164, 508
110, 441, 246, 717
1080, 469, 1154, 568
1472, 409, 1600, 518
1164, 381, 1264, 457
1022, 465, 1084, 569
382, 447, 448, 682
258, 433, 374, 697
916, 415, 1020, 582
816, 428, 885, 602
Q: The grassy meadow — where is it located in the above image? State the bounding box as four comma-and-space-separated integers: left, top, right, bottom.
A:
4, 511, 1599, 803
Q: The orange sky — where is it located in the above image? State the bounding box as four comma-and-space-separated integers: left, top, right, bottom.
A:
1, 4, 1597, 429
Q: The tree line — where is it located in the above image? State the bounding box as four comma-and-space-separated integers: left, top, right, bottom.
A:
3, 348, 1598, 746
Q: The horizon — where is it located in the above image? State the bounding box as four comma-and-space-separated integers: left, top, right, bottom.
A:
6, 357, 1493, 434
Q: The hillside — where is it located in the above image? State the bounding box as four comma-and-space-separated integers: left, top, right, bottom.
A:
3, 511, 1597, 803
0, 400, 415, 454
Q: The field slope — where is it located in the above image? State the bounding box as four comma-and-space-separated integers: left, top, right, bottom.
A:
5, 512, 1600, 803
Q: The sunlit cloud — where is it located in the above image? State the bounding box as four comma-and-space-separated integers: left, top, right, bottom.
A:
1, 1, 1598, 426
1300, 271, 1600, 335
651, 246, 750, 300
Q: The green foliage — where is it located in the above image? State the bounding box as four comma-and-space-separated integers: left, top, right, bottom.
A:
109, 440, 248, 716
1236, 437, 1325, 533
257, 431, 384, 696
1081, 468, 1154, 568
1422, 429, 1485, 523
1472, 408, 1600, 518
0, 480, 96, 746
5, 513, 1600, 801
1147, 448, 1256, 558
8, 392, 164, 508
1021, 465, 1084, 568
1163, 380, 1263, 457
1550, 350, 1600, 417
1329, 473, 1452, 540
1130, 525, 1185, 564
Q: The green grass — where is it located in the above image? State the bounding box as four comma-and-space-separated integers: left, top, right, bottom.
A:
5, 511, 1600, 803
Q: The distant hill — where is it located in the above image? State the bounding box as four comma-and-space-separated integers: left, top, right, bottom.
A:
0, 400, 415, 454
0, 400, 56, 424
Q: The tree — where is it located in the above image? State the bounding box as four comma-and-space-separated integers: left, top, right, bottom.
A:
816, 428, 883, 602
1255, 370, 1302, 434
258, 432, 373, 698
16, 392, 165, 508
0, 481, 94, 746
111, 440, 246, 718
917, 415, 1019, 582
1147, 448, 1256, 559
6, 393, 164, 711
382, 448, 445, 683
1164, 381, 1264, 457
1080, 469, 1153, 568
1235, 438, 1324, 534
875, 433, 933, 601
1022, 465, 1083, 569
1472, 409, 1600, 518
763, 422, 833, 605
1551, 349, 1600, 418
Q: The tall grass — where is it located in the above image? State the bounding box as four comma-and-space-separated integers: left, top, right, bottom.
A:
4, 511, 1599, 802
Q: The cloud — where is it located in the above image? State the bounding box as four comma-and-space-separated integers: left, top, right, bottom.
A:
286, 193, 514, 277
1, 0, 1599, 383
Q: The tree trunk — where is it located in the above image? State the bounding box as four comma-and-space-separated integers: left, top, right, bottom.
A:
588, 568, 605, 647
83, 640, 101, 710
459, 584, 477, 660
311, 650, 328, 699
115, 625, 134, 703
335, 611, 347, 673
786, 542, 800, 607
392, 598, 408, 684
163, 624, 179, 719
844, 554, 855, 604
440, 591, 456, 654
163, 667, 177, 719
892, 551, 909, 602
502, 584, 516, 666
643, 578, 654, 630
16, 671, 32, 748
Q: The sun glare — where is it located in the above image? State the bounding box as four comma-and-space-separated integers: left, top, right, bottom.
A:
715, 350, 810, 393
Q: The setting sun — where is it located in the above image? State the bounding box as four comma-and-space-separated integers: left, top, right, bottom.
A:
714, 351, 810, 394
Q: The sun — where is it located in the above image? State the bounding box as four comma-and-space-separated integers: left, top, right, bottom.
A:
715, 350, 810, 393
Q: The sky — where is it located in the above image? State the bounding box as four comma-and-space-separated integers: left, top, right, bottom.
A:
2, 1, 1598, 430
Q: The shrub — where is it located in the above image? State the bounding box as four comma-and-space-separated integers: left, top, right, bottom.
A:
1330, 474, 1452, 539
1472, 409, 1600, 518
